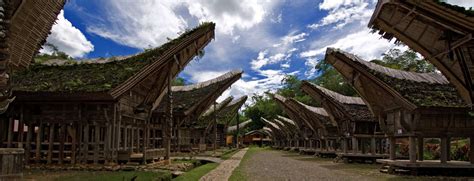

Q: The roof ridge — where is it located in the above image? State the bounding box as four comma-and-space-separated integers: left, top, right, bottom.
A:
306, 81, 365, 105
172, 70, 242, 92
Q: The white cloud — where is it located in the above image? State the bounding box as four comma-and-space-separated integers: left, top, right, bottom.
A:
446, 0, 474, 8
308, 0, 372, 30
40, 10, 94, 58
301, 29, 402, 61
87, 1, 187, 49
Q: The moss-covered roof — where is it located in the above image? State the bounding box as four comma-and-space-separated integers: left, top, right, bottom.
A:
434, 0, 474, 17
196, 95, 247, 128
327, 48, 468, 108
227, 119, 252, 133
156, 70, 242, 114
12, 22, 215, 92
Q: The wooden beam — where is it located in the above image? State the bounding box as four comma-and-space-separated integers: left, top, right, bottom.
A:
59, 124, 65, 164
71, 124, 77, 164
470, 136, 474, 164
18, 107, 24, 148
83, 124, 89, 163
7, 117, 13, 148
389, 137, 396, 160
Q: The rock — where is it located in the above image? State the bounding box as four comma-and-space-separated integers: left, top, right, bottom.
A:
172, 171, 185, 177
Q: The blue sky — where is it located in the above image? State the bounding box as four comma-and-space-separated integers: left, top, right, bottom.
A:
41, 0, 473, 104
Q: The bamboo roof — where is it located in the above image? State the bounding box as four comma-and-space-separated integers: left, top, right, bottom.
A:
197, 95, 247, 129
369, 0, 474, 105
301, 81, 375, 123
156, 70, 242, 117
227, 119, 252, 133
285, 98, 338, 133
2, 1, 66, 70
12, 23, 216, 101
325, 48, 467, 109
261, 117, 285, 139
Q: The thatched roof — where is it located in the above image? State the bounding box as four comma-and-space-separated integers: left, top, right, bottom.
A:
286, 98, 337, 130
262, 118, 284, 139
12, 22, 215, 94
1, 1, 66, 70
272, 94, 309, 130
326, 48, 467, 108
197, 95, 247, 129
156, 70, 242, 117
301, 81, 375, 123
368, 0, 474, 105
227, 119, 252, 133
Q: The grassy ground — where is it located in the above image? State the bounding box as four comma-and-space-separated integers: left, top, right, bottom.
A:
220, 148, 239, 160
25, 171, 172, 181
228, 146, 268, 181
172, 163, 219, 181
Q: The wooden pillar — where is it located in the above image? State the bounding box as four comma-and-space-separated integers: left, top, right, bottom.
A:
389, 137, 396, 160
123, 127, 128, 150
165, 67, 173, 161
130, 128, 135, 153
83, 124, 89, 163
446, 137, 451, 161
470, 136, 474, 164
35, 123, 43, 163
352, 137, 358, 154
94, 125, 100, 164
418, 137, 424, 161
71, 124, 77, 164
409, 136, 416, 163
59, 124, 66, 164
105, 123, 111, 163
440, 137, 448, 164
18, 109, 24, 148
371, 137, 376, 155
7, 117, 13, 148
47, 123, 55, 164
25, 122, 33, 163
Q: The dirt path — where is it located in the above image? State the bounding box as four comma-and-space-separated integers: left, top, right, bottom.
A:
241, 150, 383, 181
200, 148, 248, 181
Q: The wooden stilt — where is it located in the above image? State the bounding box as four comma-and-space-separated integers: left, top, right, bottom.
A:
409, 136, 416, 163
440, 137, 448, 164
71, 124, 77, 164
59, 124, 66, 164
94, 124, 100, 164
446, 136, 451, 161
470, 136, 474, 164
352, 137, 358, 154
130, 127, 135, 153
25, 122, 33, 163
7, 118, 13, 148
18, 108, 24, 148
389, 137, 396, 160
47, 124, 55, 164
418, 137, 424, 161
83, 124, 89, 163
371, 137, 376, 154
35, 123, 43, 163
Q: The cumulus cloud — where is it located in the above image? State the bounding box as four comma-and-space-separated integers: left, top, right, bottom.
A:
40, 10, 94, 58
308, 0, 372, 30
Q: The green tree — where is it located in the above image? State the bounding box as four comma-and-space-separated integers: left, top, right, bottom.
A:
277, 75, 315, 106
35, 43, 72, 63
371, 48, 435, 73
242, 93, 282, 131
312, 60, 357, 96
172, 77, 187, 86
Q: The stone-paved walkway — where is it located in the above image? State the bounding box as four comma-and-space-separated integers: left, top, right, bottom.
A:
200, 148, 248, 181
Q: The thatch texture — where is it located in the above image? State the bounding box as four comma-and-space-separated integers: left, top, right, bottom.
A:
227, 119, 252, 133
301, 81, 375, 123
369, 0, 474, 104
286, 98, 337, 131
12, 22, 215, 92
156, 70, 242, 115
326, 48, 467, 108
2, 0, 66, 70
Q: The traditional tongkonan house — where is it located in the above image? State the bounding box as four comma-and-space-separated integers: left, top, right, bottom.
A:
285, 98, 339, 155
261, 117, 286, 149
325, 48, 474, 172
153, 70, 242, 152
369, 0, 474, 105
301, 81, 386, 162
210, 96, 248, 147
226, 119, 252, 146
0, 1, 66, 113
271, 116, 298, 151
272, 94, 311, 151
3, 22, 215, 165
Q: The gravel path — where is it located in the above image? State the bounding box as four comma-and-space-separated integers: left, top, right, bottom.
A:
242, 150, 379, 181
200, 148, 248, 181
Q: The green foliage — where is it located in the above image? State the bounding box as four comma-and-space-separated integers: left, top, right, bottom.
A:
35, 43, 73, 64
173, 77, 187, 86
313, 60, 357, 96
371, 48, 435, 73
173, 163, 219, 181
242, 93, 282, 131
277, 75, 315, 106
